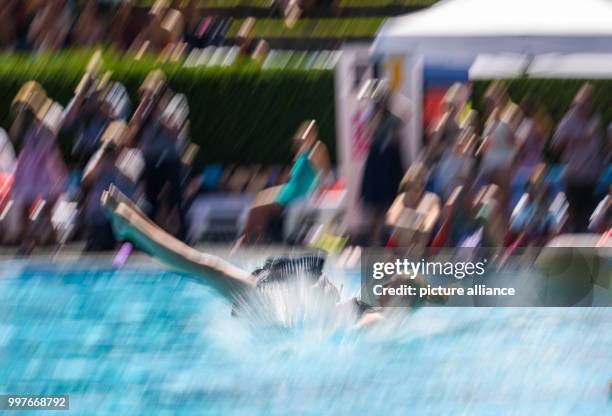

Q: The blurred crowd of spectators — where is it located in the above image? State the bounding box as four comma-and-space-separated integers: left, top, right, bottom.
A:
0, 2, 609, 255
0, 0, 236, 54
0, 53, 203, 253
354, 81, 610, 253
0, 72, 609, 255
0, 0, 335, 56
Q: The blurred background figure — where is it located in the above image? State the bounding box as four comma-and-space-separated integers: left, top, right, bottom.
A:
65, 71, 131, 169
359, 82, 405, 245
27, 0, 72, 51
141, 92, 190, 239
126, 69, 191, 239
240, 120, 330, 244
386, 162, 440, 251
509, 164, 561, 246
72, 1, 107, 47
433, 128, 476, 202
477, 102, 523, 228
107, 1, 134, 50
81, 120, 143, 251
9, 83, 67, 254
482, 81, 510, 134
0, 0, 20, 49
0, 125, 16, 175
589, 185, 610, 233
427, 82, 465, 163
126, 69, 169, 148
0, 124, 16, 245
552, 83, 606, 232
515, 97, 550, 175
130, 0, 187, 59
130, 0, 168, 54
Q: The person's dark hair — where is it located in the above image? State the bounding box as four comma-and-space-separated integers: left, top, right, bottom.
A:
519, 96, 538, 117
253, 253, 326, 287
104, 141, 118, 154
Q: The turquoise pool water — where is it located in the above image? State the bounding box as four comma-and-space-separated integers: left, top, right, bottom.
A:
0, 259, 610, 415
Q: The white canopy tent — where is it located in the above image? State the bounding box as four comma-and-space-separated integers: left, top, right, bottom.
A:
374, 0, 612, 62
468, 54, 530, 80
528, 54, 612, 79
468, 53, 612, 80
371, 0, 612, 161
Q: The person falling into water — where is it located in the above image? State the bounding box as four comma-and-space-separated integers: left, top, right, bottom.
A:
101, 186, 446, 328
101, 185, 611, 324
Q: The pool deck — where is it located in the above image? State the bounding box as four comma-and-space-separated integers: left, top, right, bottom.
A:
0, 243, 316, 267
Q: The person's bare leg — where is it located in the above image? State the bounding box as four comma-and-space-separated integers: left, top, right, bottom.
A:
102, 188, 257, 300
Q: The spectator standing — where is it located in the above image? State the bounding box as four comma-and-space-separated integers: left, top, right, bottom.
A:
141, 93, 190, 239
10, 89, 67, 253
81, 121, 144, 251
27, 0, 72, 51
552, 84, 607, 232
359, 86, 405, 245
478, 102, 523, 226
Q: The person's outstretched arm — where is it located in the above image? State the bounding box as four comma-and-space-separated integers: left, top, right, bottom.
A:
102, 186, 256, 301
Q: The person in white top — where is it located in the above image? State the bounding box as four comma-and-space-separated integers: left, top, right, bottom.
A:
478, 102, 524, 226
0, 128, 15, 174
386, 162, 441, 251
0, 127, 16, 244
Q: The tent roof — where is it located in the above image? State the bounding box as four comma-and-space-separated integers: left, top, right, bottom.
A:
374, 0, 612, 58
528, 54, 612, 78
467, 53, 612, 80
468, 54, 530, 80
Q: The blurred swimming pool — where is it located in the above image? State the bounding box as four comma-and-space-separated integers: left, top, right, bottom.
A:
0, 259, 610, 415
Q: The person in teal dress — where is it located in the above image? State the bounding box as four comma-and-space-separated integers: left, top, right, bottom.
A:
240, 120, 330, 243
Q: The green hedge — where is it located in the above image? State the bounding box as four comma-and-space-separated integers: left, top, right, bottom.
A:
472, 78, 612, 126
0, 50, 336, 167
226, 18, 385, 39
